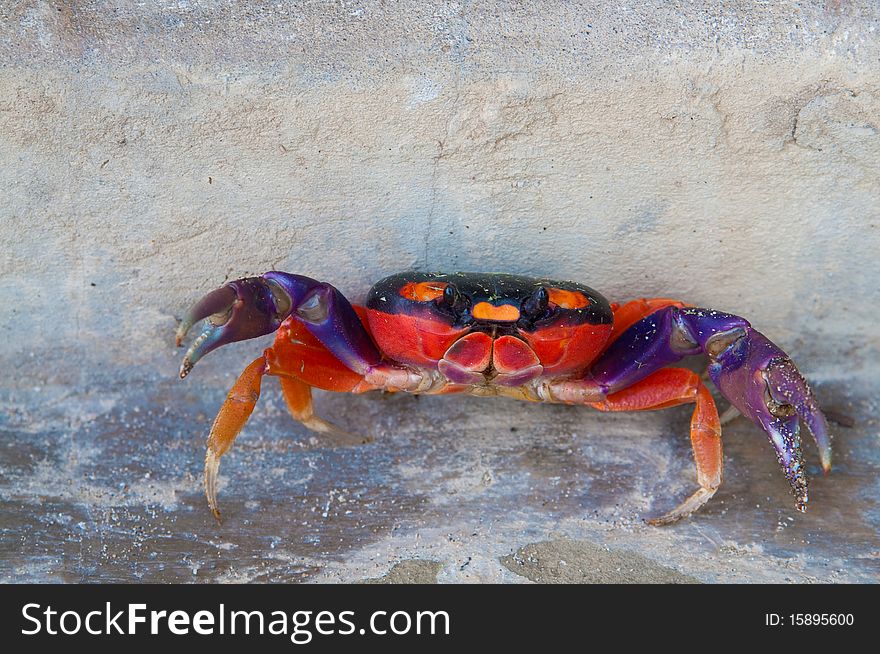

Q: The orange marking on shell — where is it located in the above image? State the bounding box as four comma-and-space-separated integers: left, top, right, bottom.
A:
399, 280, 448, 302
547, 287, 590, 309
472, 302, 520, 322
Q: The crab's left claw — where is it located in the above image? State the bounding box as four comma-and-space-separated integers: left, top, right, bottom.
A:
705, 325, 832, 511
176, 276, 292, 378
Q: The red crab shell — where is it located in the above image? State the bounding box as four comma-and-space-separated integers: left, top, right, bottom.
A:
362, 272, 614, 386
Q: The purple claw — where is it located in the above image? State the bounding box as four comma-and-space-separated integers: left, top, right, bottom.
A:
706, 327, 831, 510
753, 409, 808, 510
176, 272, 383, 380
765, 357, 832, 474
175, 285, 237, 348
176, 276, 292, 378
592, 306, 832, 512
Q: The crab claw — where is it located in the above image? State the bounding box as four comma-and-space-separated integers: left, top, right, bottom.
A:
706, 326, 832, 511
176, 276, 292, 378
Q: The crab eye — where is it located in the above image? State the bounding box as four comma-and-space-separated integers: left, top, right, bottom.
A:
437, 284, 470, 316
523, 286, 549, 318
439, 283, 469, 314
442, 284, 459, 306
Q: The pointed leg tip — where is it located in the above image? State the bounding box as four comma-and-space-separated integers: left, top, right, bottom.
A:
303, 417, 373, 447
820, 451, 832, 475
646, 487, 716, 526
205, 449, 222, 522
179, 360, 193, 379
794, 490, 808, 512
718, 405, 741, 426
645, 514, 683, 527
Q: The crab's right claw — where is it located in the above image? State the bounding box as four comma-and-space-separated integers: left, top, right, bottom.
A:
708, 327, 832, 512
756, 356, 833, 507
176, 277, 292, 378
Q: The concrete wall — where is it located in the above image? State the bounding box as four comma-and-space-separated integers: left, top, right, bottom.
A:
2, 0, 879, 389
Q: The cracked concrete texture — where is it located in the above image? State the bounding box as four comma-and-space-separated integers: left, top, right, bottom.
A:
1, 2, 879, 583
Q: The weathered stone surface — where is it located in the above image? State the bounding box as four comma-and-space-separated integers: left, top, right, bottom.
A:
1, 379, 877, 583
501, 540, 699, 584
365, 560, 442, 584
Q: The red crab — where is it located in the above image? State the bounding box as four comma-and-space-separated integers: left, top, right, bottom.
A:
176, 271, 831, 524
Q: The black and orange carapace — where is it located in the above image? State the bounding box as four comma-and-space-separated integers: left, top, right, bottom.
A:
177, 270, 832, 525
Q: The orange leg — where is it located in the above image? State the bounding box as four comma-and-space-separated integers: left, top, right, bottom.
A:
203, 317, 378, 521
277, 375, 370, 446
589, 367, 722, 525
204, 355, 267, 521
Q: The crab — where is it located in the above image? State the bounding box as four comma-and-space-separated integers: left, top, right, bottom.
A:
176, 271, 832, 524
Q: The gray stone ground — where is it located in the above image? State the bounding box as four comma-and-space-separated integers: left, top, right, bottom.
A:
1, 2, 879, 583
1, 367, 877, 583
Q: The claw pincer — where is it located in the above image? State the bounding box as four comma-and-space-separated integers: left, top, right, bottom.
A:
176, 277, 289, 378
706, 328, 832, 510
176, 273, 382, 379
591, 306, 831, 512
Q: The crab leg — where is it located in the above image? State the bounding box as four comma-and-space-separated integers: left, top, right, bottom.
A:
204, 356, 267, 521
583, 305, 831, 513
203, 360, 372, 522
277, 376, 370, 446
588, 367, 722, 524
